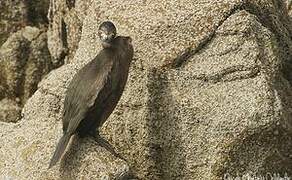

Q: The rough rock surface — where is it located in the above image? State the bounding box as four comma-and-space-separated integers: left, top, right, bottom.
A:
0, 0, 63, 123
1, 0, 292, 179
288, 0, 292, 17
0, 26, 53, 122
0, 0, 49, 46
0, 0, 27, 46
47, 0, 84, 64
0, 98, 22, 123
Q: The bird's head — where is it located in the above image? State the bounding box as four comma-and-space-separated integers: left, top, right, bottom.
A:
98, 21, 117, 48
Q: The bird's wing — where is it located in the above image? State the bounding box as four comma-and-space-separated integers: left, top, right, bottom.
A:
62, 52, 114, 134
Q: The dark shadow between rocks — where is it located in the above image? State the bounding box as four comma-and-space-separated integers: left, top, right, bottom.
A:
146, 68, 186, 179
25, 0, 50, 26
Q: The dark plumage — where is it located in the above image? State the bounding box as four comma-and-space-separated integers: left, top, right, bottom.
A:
49, 22, 133, 168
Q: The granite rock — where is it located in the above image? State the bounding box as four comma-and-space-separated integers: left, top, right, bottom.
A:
0, 26, 53, 122
0, 0, 50, 46
0, 0, 292, 179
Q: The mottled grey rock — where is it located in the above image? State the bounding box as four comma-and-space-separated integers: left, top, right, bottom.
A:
0, 0, 27, 46
47, 0, 68, 65
26, 0, 50, 26
22, 28, 53, 102
0, 29, 30, 99
0, 98, 22, 123
0, 26, 53, 122
288, 0, 292, 17
47, 0, 83, 64
0, 0, 50, 46
0, 0, 292, 179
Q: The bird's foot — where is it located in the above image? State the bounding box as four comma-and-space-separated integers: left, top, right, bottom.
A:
91, 132, 126, 162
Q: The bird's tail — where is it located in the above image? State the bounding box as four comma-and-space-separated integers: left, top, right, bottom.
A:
48, 133, 71, 169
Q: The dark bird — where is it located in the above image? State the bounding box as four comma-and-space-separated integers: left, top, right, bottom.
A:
49, 21, 134, 168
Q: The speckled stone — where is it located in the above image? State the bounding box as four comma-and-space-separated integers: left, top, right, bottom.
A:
0, 0, 292, 179
0, 26, 53, 123
0, 98, 22, 123
0, 0, 49, 46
